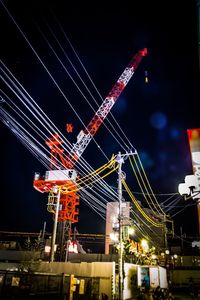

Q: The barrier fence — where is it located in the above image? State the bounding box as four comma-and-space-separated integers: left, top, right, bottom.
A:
0, 270, 100, 300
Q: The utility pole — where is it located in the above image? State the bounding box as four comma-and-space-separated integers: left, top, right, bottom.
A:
115, 150, 135, 299
50, 188, 61, 262
116, 152, 124, 300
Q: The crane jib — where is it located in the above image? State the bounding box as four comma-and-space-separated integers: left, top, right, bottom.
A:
67, 48, 147, 166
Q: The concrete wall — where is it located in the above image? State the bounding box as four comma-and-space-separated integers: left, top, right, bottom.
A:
170, 269, 200, 287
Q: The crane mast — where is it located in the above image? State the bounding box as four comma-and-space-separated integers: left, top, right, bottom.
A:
66, 48, 147, 168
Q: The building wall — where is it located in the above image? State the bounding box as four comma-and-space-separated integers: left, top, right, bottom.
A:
105, 202, 130, 254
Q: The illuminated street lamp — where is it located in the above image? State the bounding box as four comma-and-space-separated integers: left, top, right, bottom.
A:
172, 254, 178, 268
178, 128, 200, 234
178, 173, 200, 234
164, 249, 170, 270
178, 175, 199, 200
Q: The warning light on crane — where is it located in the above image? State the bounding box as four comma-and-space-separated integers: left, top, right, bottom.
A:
66, 123, 74, 133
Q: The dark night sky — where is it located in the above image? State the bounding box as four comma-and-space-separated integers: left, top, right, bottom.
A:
0, 1, 199, 237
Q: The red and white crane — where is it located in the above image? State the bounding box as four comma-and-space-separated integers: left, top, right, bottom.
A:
33, 48, 147, 225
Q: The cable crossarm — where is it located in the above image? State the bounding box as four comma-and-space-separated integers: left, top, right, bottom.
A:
65, 48, 147, 168
122, 179, 164, 228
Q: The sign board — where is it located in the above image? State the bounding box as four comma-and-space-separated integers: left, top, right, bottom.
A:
187, 128, 200, 197
11, 277, 20, 287
79, 279, 85, 294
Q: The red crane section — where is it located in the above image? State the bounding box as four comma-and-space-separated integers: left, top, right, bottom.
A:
45, 133, 65, 170
65, 48, 147, 169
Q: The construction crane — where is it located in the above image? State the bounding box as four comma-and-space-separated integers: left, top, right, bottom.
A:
33, 48, 147, 259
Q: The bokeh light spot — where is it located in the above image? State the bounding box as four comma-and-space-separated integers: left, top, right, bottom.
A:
113, 96, 127, 115
139, 151, 154, 169
170, 127, 180, 140
150, 112, 167, 129
159, 151, 167, 162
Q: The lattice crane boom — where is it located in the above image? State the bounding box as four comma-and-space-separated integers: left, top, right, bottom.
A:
65, 48, 147, 168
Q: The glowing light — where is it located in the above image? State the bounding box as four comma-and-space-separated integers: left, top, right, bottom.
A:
141, 239, 149, 252
68, 241, 78, 253
128, 227, 135, 235
110, 232, 119, 242
192, 152, 200, 164
66, 123, 74, 133
44, 246, 51, 253
144, 70, 149, 83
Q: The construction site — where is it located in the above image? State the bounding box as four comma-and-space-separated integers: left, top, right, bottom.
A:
0, 1, 200, 299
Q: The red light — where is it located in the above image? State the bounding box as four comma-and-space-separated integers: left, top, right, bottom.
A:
187, 128, 200, 140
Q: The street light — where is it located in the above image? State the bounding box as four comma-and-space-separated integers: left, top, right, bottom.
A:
172, 254, 178, 268
178, 173, 200, 234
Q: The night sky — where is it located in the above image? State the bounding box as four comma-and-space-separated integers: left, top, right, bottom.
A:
0, 1, 199, 238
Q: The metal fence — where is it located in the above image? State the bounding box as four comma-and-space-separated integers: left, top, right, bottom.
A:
0, 270, 100, 300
